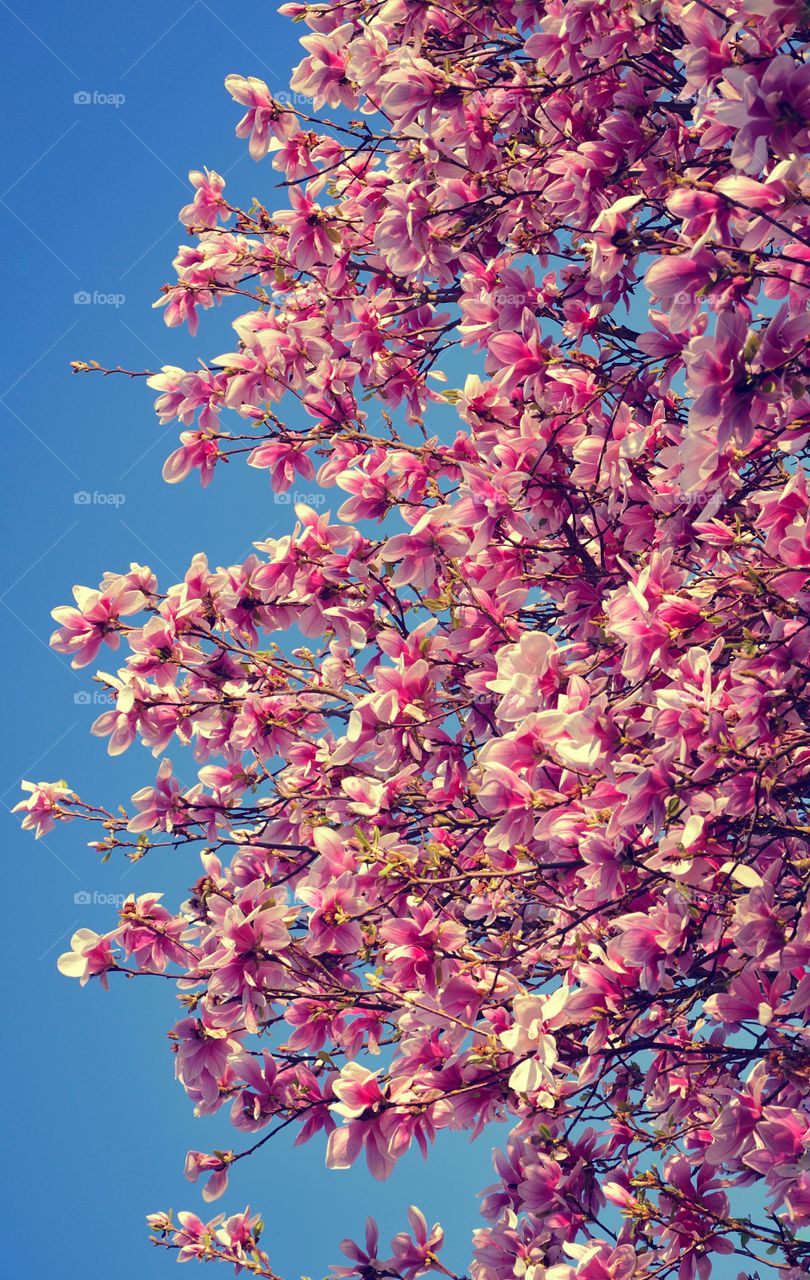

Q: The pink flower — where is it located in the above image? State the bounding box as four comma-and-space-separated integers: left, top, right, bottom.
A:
50, 582, 143, 668
500, 986, 568, 1103
173, 1018, 239, 1109
225, 74, 299, 160
714, 56, 810, 173
298, 874, 364, 954
390, 1207, 444, 1280
374, 184, 434, 277
230, 1051, 285, 1131
184, 1150, 231, 1203
333, 1217, 384, 1280
57, 928, 115, 988
179, 169, 227, 229
116, 892, 188, 972
645, 251, 717, 333
13, 779, 75, 838
162, 429, 221, 486
330, 1064, 385, 1121
275, 187, 338, 271
379, 899, 466, 991
215, 1207, 269, 1269
704, 969, 790, 1028
247, 439, 315, 492
611, 900, 688, 992
379, 511, 467, 592
127, 759, 194, 834
586, 194, 643, 287
290, 24, 357, 110
487, 327, 548, 396
155, 1211, 211, 1264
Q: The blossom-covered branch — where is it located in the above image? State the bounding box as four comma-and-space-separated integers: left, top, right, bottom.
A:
16, 0, 810, 1278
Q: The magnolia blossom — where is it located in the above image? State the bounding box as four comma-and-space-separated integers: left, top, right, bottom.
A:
500, 986, 570, 1104
57, 928, 114, 988
13, 779, 75, 839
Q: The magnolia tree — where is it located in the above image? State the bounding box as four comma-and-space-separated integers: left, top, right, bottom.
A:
15, 0, 810, 1276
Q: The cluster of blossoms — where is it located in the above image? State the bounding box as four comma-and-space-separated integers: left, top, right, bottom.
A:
18, 0, 810, 1277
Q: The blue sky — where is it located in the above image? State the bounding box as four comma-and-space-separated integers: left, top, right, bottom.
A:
0, 4, 499, 1276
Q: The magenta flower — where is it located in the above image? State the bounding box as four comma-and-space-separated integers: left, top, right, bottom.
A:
713, 56, 810, 173
333, 1217, 383, 1280
645, 251, 717, 333
298, 875, 365, 955
247, 439, 315, 492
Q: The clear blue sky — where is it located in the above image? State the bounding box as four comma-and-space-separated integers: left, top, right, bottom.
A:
0, 4, 498, 1276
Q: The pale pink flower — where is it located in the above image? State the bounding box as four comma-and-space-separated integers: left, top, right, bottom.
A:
57, 928, 115, 988
50, 582, 143, 668
225, 74, 299, 159
184, 1150, 231, 1203
13, 779, 75, 838
179, 169, 227, 229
